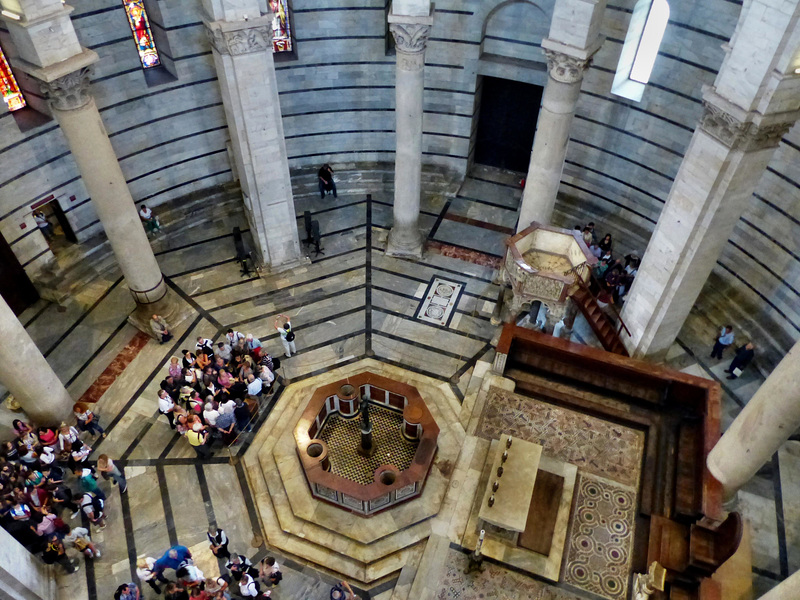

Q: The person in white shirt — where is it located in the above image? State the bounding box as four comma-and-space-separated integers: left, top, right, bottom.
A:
138, 205, 160, 234
158, 390, 176, 429
196, 337, 214, 355
239, 572, 269, 598
137, 556, 168, 594
247, 374, 263, 398
225, 329, 245, 347
216, 341, 233, 364
275, 316, 296, 358
203, 403, 220, 427
260, 556, 282, 587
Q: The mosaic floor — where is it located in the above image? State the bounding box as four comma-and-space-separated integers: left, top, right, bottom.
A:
416, 277, 464, 327
562, 474, 637, 600
318, 403, 419, 485
476, 388, 645, 489
436, 548, 586, 600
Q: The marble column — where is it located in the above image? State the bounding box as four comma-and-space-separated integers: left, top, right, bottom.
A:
707, 339, 800, 499
517, 47, 592, 229
755, 567, 800, 600
516, 0, 607, 230
4, 1, 182, 333
620, 0, 800, 359
203, 0, 303, 270
386, 3, 433, 259
0, 294, 73, 425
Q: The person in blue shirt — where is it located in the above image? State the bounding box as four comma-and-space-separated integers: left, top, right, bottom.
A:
711, 325, 734, 359
153, 544, 192, 576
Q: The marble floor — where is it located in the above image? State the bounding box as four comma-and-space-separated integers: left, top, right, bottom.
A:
2, 164, 790, 600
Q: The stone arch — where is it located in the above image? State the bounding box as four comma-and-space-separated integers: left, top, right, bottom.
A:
477, 0, 552, 62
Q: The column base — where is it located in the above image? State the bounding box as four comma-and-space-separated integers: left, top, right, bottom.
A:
386, 227, 423, 260
267, 254, 312, 274
127, 288, 193, 340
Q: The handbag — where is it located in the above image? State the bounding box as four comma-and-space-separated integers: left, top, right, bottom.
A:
733, 367, 743, 377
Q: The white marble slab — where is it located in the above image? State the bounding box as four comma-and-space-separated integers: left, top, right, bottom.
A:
415, 277, 464, 327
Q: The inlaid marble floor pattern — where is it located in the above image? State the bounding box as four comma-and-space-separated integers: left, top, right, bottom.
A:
9, 167, 789, 600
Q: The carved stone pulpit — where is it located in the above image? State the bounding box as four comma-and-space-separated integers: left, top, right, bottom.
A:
500, 222, 597, 331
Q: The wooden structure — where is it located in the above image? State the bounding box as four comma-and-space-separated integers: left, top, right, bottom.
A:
493, 325, 737, 597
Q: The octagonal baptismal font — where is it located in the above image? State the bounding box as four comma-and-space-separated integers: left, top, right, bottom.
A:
295, 372, 439, 516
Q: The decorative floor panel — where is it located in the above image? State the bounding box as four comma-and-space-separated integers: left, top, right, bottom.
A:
477, 388, 644, 489
318, 403, 418, 485
436, 548, 584, 600
562, 474, 637, 600
415, 277, 464, 327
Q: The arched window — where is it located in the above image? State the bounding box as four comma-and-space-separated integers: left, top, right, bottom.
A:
269, 0, 293, 53
122, 0, 161, 69
0, 44, 25, 112
612, 0, 669, 102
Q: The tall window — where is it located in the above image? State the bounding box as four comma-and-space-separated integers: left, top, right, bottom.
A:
269, 0, 292, 53
122, 0, 161, 69
611, 0, 669, 102
0, 45, 26, 112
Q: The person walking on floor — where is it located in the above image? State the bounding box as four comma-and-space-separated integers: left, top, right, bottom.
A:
97, 454, 127, 492
726, 342, 755, 379
158, 389, 177, 429
186, 425, 211, 459
42, 534, 79, 574
275, 315, 296, 358
711, 325, 734, 359
138, 556, 170, 595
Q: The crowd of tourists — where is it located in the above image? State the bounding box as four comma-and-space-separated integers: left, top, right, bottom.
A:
154, 322, 293, 458
119, 536, 358, 600
575, 222, 641, 316
0, 405, 117, 575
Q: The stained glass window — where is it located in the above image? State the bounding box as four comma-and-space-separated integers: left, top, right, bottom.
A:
122, 0, 161, 69
269, 0, 292, 53
0, 45, 26, 112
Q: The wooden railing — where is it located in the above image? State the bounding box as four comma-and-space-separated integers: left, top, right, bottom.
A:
563, 263, 632, 339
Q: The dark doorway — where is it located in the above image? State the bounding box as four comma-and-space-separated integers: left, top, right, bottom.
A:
474, 76, 543, 173
49, 200, 77, 244
0, 233, 39, 315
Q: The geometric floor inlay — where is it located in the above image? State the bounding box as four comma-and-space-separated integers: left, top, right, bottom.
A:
562, 474, 637, 600
415, 277, 464, 327
436, 548, 585, 600
477, 387, 645, 488
318, 403, 419, 485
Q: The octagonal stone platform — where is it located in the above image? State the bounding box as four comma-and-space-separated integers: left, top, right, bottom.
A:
242, 359, 468, 584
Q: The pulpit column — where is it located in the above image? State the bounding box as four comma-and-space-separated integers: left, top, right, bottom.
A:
386, 2, 433, 259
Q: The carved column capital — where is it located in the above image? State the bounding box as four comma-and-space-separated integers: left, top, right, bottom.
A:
39, 67, 93, 111
544, 49, 592, 84
205, 21, 272, 56
699, 101, 794, 151
389, 22, 431, 55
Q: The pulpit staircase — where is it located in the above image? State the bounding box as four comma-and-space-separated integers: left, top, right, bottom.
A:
566, 269, 630, 356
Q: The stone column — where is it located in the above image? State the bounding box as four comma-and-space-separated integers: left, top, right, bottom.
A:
620, 0, 800, 359
203, 0, 304, 270
517, 47, 592, 229
517, 0, 607, 230
707, 339, 800, 499
4, 1, 183, 333
0, 294, 73, 425
386, 2, 433, 259
754, 567, 800, 600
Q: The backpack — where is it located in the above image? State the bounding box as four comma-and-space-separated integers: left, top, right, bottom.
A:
83, 492, 104, 515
